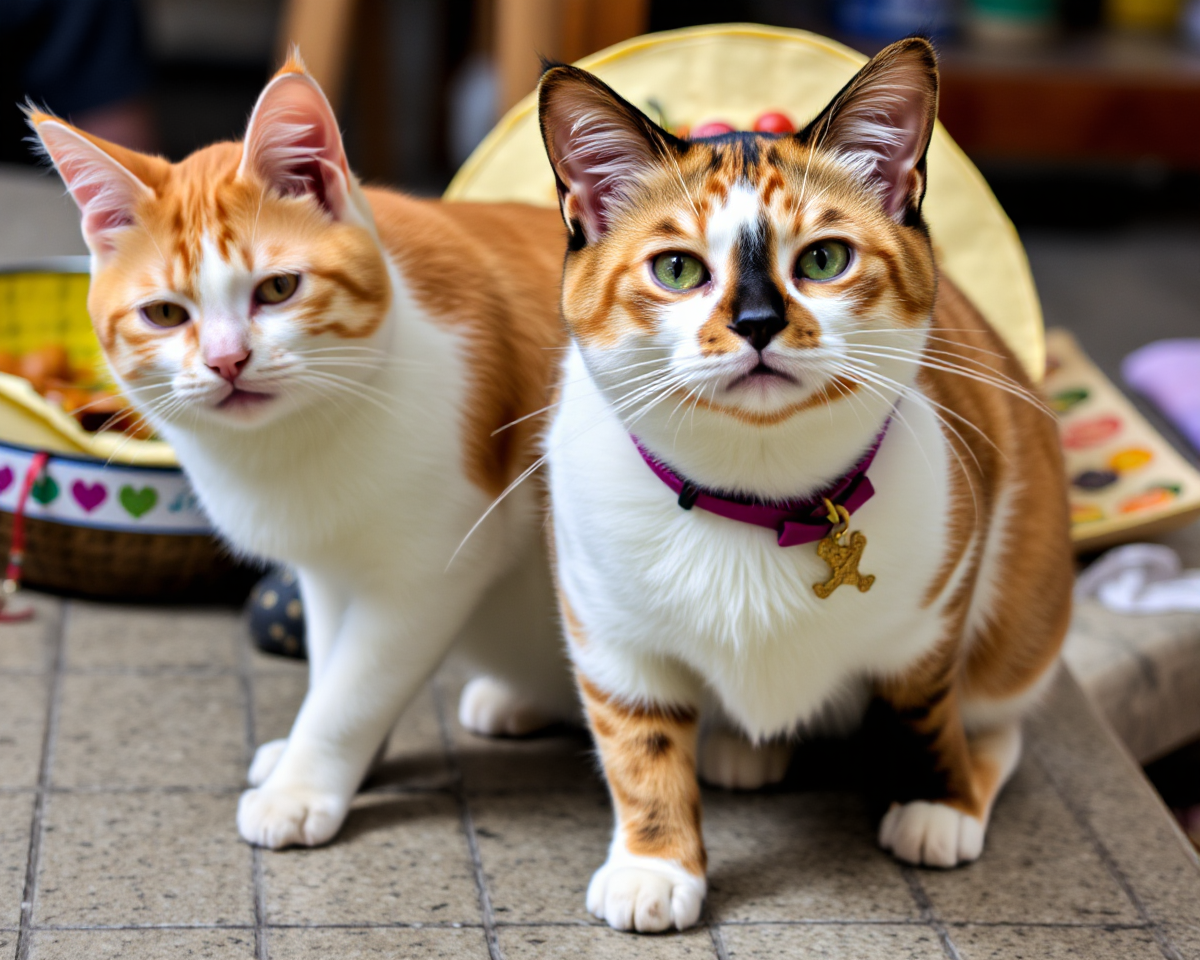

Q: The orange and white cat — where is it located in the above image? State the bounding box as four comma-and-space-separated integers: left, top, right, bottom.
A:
538, 39, 1071, 932
32, 57, 576, 849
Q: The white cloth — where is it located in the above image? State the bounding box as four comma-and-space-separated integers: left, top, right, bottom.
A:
1075, 543, 1200, 614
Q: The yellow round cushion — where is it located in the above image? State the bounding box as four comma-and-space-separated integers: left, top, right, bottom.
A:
446, 23, 1044, 380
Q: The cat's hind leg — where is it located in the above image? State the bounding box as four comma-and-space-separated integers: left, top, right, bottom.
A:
878, 721, 1021, 867
698, 718, 792, 790
452, 542, 578, 737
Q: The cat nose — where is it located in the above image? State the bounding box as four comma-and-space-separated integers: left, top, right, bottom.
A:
206, 347, 251, 382
730, 313, 787, 352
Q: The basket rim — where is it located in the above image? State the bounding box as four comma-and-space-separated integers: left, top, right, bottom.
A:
0, 435, 184, 472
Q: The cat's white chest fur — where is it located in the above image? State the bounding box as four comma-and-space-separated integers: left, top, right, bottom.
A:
549, 347, 959, 739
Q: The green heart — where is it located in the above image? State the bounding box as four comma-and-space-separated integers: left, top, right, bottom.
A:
31, 474, 58, 505
119, 485, 157, 518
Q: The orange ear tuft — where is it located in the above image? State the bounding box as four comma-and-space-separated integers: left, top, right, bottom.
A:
274, 45, 309, 80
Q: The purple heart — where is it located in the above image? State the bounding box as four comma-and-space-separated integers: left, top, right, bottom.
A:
0, 467, 12, 495
71, 480, 107, 513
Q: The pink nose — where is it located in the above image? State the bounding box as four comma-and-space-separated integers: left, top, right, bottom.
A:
206, 347, 250, 382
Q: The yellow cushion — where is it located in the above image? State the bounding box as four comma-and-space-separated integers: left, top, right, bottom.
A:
445, 23, 1044, 380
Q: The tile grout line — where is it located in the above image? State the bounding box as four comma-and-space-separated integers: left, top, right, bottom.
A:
899, 866, 963, 960
432, 679, 504, 960
708, 921, 732, 960
14, 600, 69, 960
238, 630, 269, 960
1032, 742, 1185, 960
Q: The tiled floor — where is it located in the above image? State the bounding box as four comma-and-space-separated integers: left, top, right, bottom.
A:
0, 594, 1196, 959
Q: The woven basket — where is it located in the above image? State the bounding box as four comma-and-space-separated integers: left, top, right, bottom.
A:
0, 258, 253, 601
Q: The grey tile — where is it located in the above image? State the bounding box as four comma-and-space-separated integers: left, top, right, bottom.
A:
0, 932, 15, 960
250, 646, 308, 677
65, 602, 243, 671
1163, 921, 1200, 960
705, 792, 917, 923
499, 924, 715, 959
0, 794, 33, 927
721, 923, 945, 959
265, 927, 488, 959
35, 791, 253, 926
471, 791, 611, 924
920, 758, 1136, 924
262, 793, 479, 925
436, 672, 600, 797
254, 673, 450, 792
1026, 672, 1200, 928
28, 929, 256, 959
53, 674, 245, 788
951, 924, 1163, 960
0, 675, 48, 787
453, 725, 600, 797
0, 593, 60, 672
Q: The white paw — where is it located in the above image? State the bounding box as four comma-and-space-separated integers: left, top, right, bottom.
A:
586, 855, 706, 932
237, 785, 348, 849
458, 676, 553, 737
878, 800, 985, 868
247, 739, 287, 787
698, 730, 791, 790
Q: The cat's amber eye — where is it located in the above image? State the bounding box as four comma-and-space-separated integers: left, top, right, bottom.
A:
255, 274, 300, 305
141, 302, 190, 328
652, 253, 708, 292
796, 241, 851, 282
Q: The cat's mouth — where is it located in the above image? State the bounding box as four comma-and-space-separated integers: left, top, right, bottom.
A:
217, 387, 276, 410
727, 362, 797, 391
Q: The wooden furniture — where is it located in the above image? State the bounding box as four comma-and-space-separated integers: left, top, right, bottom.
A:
938, 34, 1200, 169
494, 0, 649, 111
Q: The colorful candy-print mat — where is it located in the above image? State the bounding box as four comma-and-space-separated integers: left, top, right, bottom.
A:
1047, 328, 1200, 553
0, 444, 211, 534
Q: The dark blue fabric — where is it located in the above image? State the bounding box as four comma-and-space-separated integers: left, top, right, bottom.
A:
2, 0, 150, 163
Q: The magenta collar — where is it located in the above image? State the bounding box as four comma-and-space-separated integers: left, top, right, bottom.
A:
632, 426, 888, 547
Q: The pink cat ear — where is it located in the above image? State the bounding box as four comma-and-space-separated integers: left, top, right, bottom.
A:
30, 114, 156, 257
239, 61, 352, 218
538, 66, 675, 245
805, 38, 939, 222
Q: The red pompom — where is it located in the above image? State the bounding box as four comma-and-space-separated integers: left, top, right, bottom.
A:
689, 121, 736, 139
752, 112, 795, 134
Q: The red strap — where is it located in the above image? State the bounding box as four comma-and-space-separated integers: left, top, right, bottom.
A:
4, 451, 50, 594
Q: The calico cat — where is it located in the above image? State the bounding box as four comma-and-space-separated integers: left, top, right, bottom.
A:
537, 39, 1071, 932
31, 56, 577, 849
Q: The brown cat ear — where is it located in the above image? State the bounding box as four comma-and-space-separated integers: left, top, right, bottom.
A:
538, 65, 679, 246
239, 52, 354, 219
803, 37, 939, 223
27, 109, 166, 258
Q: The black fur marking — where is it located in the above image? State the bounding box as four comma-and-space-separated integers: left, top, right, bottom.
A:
862, 696, 954, 811
730, 220, 785, 331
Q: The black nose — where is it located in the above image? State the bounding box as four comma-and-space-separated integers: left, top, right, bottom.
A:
730, 313, 787, 352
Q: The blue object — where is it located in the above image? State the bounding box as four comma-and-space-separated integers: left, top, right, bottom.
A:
834, 0, 956, 40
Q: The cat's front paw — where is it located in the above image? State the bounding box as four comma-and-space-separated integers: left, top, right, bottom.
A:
878, 800, 985, 868
247, 739, 287, 787
698, 730, 791, 790
458, 676, 553, 737
237, 785, 348, 849
586, 855, 706, 932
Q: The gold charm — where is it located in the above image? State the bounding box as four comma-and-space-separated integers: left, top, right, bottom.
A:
813, 498, 875, 599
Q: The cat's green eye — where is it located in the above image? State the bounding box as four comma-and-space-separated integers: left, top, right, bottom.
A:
652, 253, 708, 292
255, 274, 300, 305
141, 302, 190, 328
796, 241, 851, 282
